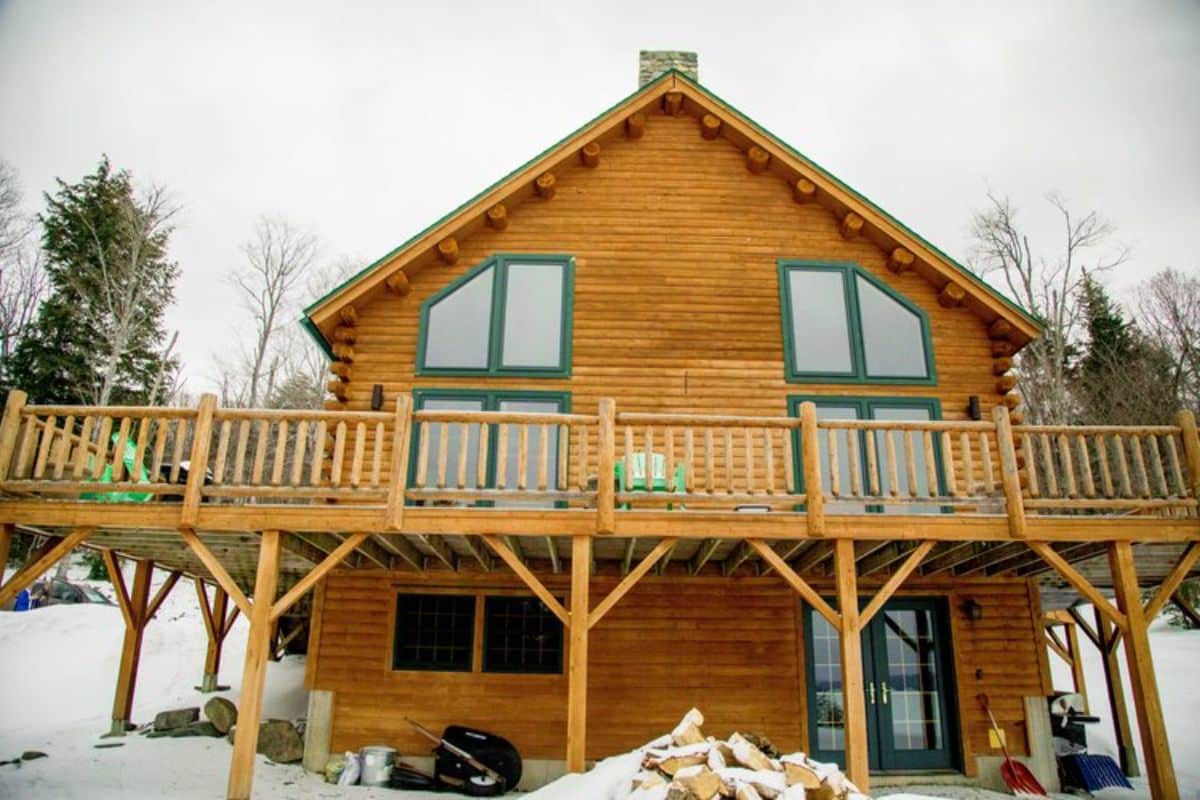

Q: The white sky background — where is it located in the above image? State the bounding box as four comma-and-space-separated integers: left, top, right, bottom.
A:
0, 0, 1197, 395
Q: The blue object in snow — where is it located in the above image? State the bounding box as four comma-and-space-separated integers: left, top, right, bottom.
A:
12, 588, 30, 612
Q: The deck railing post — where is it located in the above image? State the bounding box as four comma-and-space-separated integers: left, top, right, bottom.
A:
0, 389, 29, 484
799, 401, 825, 535
993, 405, 1027, 538
181, 394, 217, 527
1176, 409, 1200, 499
596, 398, 616, 534
387, 394, 415, 530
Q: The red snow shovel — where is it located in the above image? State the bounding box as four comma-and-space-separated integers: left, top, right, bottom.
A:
978, 694, 1047, 798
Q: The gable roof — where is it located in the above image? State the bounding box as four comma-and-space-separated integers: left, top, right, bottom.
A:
303, 70, 1041, 355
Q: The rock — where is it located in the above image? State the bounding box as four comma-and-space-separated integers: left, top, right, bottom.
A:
169, 721, 222, 738
153, 707, 200, 732
20, 751, 47, 761
258, 720, 304, 764
229, 719, 304, 764
204, 697, 238, 734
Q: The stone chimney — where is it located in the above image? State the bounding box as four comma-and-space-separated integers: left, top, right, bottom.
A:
638, 50, 698, 87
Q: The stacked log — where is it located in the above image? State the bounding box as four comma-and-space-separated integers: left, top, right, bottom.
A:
626, 709, 867, 800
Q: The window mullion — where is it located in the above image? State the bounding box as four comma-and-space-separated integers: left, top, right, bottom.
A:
488, 260, 508, 373
843, 268, 867, 381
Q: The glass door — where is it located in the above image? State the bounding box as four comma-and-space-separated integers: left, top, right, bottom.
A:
869, 599, 956, 770
805, 598, 958, 772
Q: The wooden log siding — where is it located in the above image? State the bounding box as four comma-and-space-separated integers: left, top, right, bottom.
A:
310, 568, 1045, 774
330, 111, 1011, 443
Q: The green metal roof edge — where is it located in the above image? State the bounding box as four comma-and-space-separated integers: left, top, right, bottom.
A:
301, 315, 334, 360
669, 72, 1040, 332
301, 70, 679, 339
303, 67, 1039, 354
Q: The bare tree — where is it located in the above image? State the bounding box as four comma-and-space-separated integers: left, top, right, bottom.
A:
0, 245, 48, 365
0, 161, 34, 259
0, 162, 47, 371
969, 192, 1128, 424
228, 217, 318, 407
71, 185, 180, 406
1137, 268, 1200, 411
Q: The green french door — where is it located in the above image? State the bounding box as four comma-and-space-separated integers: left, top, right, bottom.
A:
805, 598, 958, 772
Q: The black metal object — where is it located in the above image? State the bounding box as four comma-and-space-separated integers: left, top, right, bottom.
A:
433, 725, 521, 796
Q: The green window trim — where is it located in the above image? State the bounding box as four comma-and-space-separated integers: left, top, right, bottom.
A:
787, 395, 945, 499
409, 388, 571, 499
416, 253, 574, 378
778, 260, 937, 385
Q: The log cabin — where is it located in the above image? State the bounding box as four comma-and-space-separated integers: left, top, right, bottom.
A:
0, 52, 1196, 800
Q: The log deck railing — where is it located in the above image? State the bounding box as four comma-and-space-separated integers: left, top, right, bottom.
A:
0, 390, 1197, 528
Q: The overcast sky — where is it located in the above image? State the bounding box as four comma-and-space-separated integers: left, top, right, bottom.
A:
1, 0, 1197, 394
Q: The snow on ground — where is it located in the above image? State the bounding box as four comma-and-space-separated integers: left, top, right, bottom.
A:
1047, 606, 1200, 800
2, 560, 1199, 800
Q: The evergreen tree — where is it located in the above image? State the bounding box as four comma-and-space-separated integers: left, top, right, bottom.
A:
1073, 274, 1176, 424
7, 157, 179, 404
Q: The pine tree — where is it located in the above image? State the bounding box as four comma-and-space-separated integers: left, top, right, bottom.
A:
7, 157, 179, 404
1074, 274, 1176, 424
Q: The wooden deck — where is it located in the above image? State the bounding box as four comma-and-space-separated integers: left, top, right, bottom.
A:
0, 391, 1196, 799
0, 391, 1196, 590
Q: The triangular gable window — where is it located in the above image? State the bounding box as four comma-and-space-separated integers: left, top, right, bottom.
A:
417, 254, 574, 376
778, 261, 935, 384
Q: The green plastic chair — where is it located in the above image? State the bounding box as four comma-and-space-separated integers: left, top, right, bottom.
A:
80, 433, 154, 503
614, 452, 685, 509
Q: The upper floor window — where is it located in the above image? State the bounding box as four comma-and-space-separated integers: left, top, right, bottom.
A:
417, 254, 574, 377
778, 261, 934, 384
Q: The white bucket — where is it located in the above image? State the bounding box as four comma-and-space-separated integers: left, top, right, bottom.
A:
359, 745, 397, 787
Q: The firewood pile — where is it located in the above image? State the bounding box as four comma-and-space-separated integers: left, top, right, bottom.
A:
625, 709, 869, 800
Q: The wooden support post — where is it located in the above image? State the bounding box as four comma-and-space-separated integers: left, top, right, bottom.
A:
0, 389, 28, 483
108, 558, 153, 735
386, 394, 414, 530
181, 393, 217, 527
227, 530, 280, 800
800, 402, 825, 535
994, 405, 1026, 538
596, 398, 616, 534
834, 539, 869, 792
1096, 608, 1139, 778
197, 579, 233, 693
0, 526, 94, 607
1109, 541, 1178, 800
1064, 621, 1089, 712
566, 534, 590, 773
0, 523, 11, 576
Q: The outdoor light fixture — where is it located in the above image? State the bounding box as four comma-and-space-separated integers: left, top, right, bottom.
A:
967, 395, 982, 421
371, 384, 384, 411
962, 598, 983, 621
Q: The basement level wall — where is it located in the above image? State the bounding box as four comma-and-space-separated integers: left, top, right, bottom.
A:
309, 570, 1048, 777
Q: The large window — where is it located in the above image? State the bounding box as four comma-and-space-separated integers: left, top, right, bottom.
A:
391, 592, 564, 675
411, 390, 568, 500
778, 261, 934, 384
417, 254, 573, 377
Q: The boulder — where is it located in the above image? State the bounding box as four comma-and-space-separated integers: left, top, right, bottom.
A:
170, 721, 223, 738
153, 707, 200, 732
228, 719, 304, 764
204, 696, 238, 734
